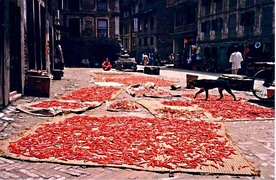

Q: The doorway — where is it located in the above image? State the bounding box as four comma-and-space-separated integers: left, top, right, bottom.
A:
9, 3, 21, 93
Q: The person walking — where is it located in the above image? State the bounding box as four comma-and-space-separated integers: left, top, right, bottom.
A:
229, 46, 243, 74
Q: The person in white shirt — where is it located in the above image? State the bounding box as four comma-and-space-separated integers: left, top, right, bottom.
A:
229, 46, 243, 74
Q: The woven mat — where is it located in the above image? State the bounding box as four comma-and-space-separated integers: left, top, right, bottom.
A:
136, 99, 217, 121
16, 100, 102, 117
165, 93, 275, 121
0, 115, 259, 176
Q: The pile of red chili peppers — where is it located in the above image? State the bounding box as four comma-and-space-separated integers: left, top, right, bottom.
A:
162, 94, 275, 120
31, 99, 86, 109
93, 74, 175, 86
61, 86, 121, 102
9, 116, 239, 170
108, 100, 139, 111
130, 86, 173, 97
157, 107, 207, 119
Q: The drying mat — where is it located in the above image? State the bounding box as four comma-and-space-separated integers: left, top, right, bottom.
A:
60, 86, 123, 103
136, 99, 217, 121
0, 115, 259, 176
0, 115, 260, 175
126, 83, 182, 98
180, 93, 275, 121
105, 100, 142, 112
93, 82, 125, 87
16, 100, 102, 117
92, 73, 176, 87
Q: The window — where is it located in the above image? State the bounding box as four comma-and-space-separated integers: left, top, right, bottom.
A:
211, 19, 216, 31
97, 19, 108, 38
82, 0, 95, 10
241, 11, 254, 36
217, 18, 223, 31
133, 18, 138, 32
206, 21, 210, 34
138, 2, 143, 11
262, 7, 273, 35
83, 18, 94, 37
202, 0, 211, 6
201, 22, 206, 32
216, 1, 222, 13
205, 5, 210, 16
150, 37, 154, 46
229, 0, 237, 10
150, 18, 154, 30
245, 0, 254, 6
124, 23, 129, 34
240, 11, 254, 26
139, 20, 142, 32
175, 10, 184, 27
201, 21, 210, 33
212, 18, 223, 31
144, 20, 148, 31
143, 37, 148, 46
68, 0, 79, 11
228, 14, 236, 38
97, 0, 107, 12
69, 19, 80, 37
62, 0, 68, 10
186, 7, 196, 25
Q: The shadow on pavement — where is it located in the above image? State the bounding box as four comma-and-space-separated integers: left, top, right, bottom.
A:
248, 99, 275, 109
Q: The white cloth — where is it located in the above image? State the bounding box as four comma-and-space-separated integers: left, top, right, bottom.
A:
229, 52, 243, 69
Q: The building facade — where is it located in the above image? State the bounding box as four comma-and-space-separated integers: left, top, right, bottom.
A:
167, 0, 198, 69
197, 0, 275, 73
120, 0, 174, 65
167, 0, 275, 73
0, 0, 61, 108
60, 0, 121, 67
119, 0, 138, 57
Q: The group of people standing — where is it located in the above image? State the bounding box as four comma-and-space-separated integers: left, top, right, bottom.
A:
100, 45, 244, 74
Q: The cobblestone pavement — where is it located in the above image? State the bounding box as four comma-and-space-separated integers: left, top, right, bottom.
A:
0, 67, 274, 180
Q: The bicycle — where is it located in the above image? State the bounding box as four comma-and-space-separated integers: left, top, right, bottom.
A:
250, 62, 275, 100
192, 58, 216, 72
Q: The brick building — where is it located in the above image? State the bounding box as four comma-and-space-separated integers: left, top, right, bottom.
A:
60, 0, 121, 67
120, 0, 174, 65
167, 0, 275, 73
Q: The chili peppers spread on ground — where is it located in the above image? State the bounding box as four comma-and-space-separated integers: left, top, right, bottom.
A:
108, 100, 139, 111
31, 100, 86, 109
130, 86, 173, 97
93, 74, 175, 86
162, 94, 275, 120
61, 86, 121, 102
9, 116, 238, 170
157, 107, 207, 119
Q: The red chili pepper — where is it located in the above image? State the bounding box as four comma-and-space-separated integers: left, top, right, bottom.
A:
211, 164, 219, 169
